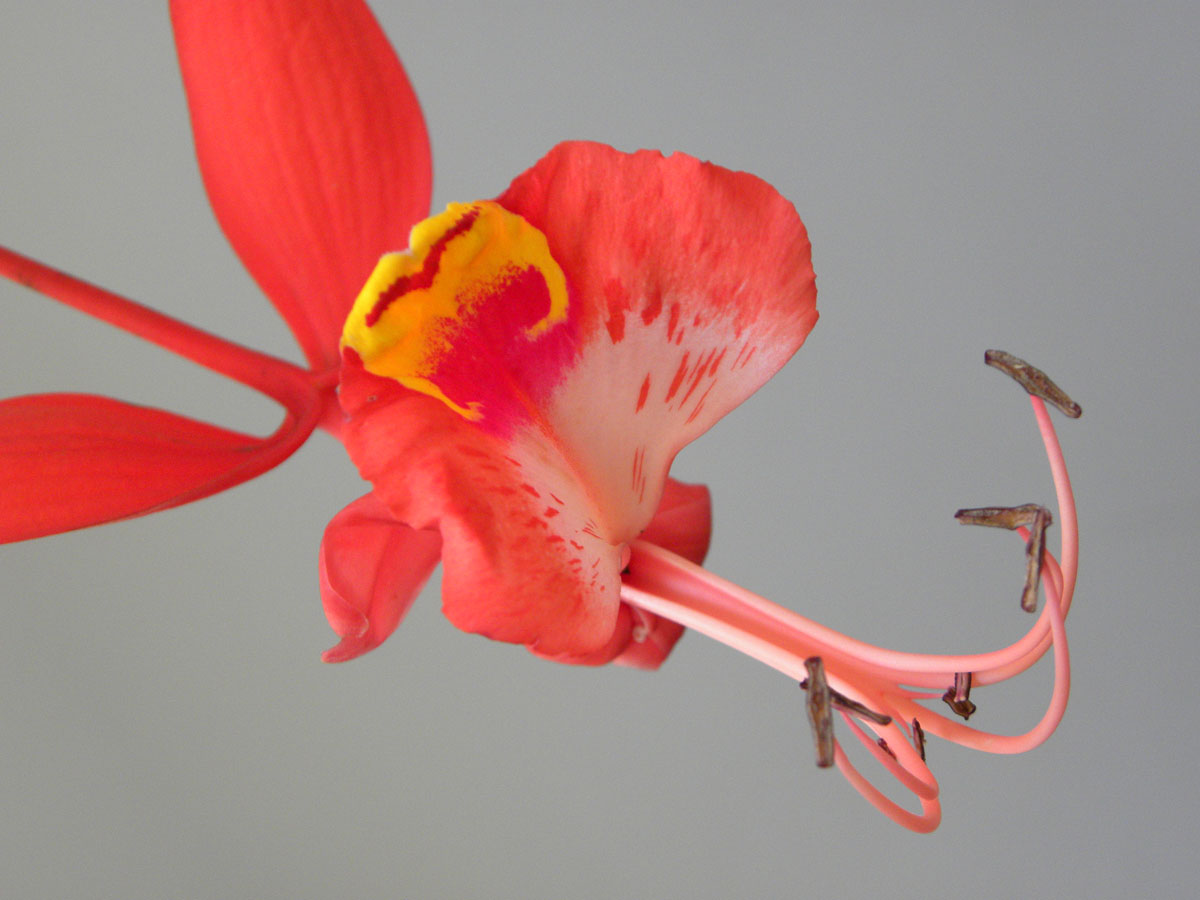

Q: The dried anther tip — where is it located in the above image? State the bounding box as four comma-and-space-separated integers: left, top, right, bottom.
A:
802, 658, 835, 768
942, 671, 977, 720
954, 503, 1050, 531
1021, 507, 1051, 612
877, 738, 897, 760
954, 504, 1052, 612
912, 719, 926, 761
984, 350, 1082, 418
799, 678, 893, 726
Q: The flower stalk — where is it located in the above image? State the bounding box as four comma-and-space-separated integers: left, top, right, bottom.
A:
0, 244, 333, 421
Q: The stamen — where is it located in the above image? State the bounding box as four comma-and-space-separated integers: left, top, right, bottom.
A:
1023, 507, 1051, 612
803, 658, 835, 768
953, 503, 1046, 530
955, 504, 1052, 612
620, 352, 1081, 833
800, 678, 893, 726
984, 350, 1082, 418
942, 672, 977, 720
912, 719, 926, 761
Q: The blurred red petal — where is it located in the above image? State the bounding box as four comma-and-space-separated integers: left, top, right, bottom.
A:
612, 477, 712, 669
0, 394, 307, 542
638, 477, 712, 566
171, 0, 432, 370
319, 492, 442, 663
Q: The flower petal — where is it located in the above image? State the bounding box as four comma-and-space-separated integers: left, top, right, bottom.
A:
340, 372, 625, 659
0, 394, 305, 542
339, 143, 815, 661
495, 141, 818, 535
637, 477, 712, 567
171, 0, 432, 370
319, 492, 442, 663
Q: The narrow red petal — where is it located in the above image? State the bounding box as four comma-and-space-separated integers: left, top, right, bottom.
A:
0, 394, 308, 542
319, 492, 442, 663
171, 0, 432, 370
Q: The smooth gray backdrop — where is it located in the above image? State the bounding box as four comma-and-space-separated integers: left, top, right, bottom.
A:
3, 2, 1196, 897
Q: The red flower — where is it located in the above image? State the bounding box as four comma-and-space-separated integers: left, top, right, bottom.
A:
0, 0, 1080, 832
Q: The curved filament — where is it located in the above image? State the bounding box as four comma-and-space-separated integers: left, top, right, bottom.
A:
622, 387, 1078, 832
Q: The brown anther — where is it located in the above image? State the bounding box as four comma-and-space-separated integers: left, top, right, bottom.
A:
984, 350, 1082, 418
877, 738, 897, 760
912, 719, 926, 761
953, 503, 1046, 531
942, 671, 977, 720
798, 679, 893, 726
802, 657, 835, 768
1021, 506, 1051, 612
954, 503, 1052, 612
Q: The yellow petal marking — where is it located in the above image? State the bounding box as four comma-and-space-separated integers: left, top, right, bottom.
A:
341, 201, 569, 421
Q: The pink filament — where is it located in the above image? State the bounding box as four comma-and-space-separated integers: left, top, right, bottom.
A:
621, 394, 1077, 831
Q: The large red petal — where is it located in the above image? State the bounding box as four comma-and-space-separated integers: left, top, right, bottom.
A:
319, 492, 442, 663
0, 394, 308, 542
495, 142, 818, 536
171, 0, 432, 371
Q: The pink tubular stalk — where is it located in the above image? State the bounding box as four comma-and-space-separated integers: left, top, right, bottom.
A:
621, 385, 1078, 832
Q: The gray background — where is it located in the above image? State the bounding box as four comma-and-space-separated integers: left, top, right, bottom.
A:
2, 1, 1196, 897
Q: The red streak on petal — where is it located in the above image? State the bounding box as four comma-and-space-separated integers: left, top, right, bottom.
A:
570, 540, 584, 550
636, 374, 651, 412
544, 506, 560, 518
665, 352, 690, 403
549, 492, 565, 505
666, 302, 681, 341
521, 483, 541, 498
708, 347, 727, 375
640, 288, 663, 325
365, 208, 480, 326
603, 279, 627, 343
631, 445, 648, 504
679, 350, 713, 407
685, 382, 718, 425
